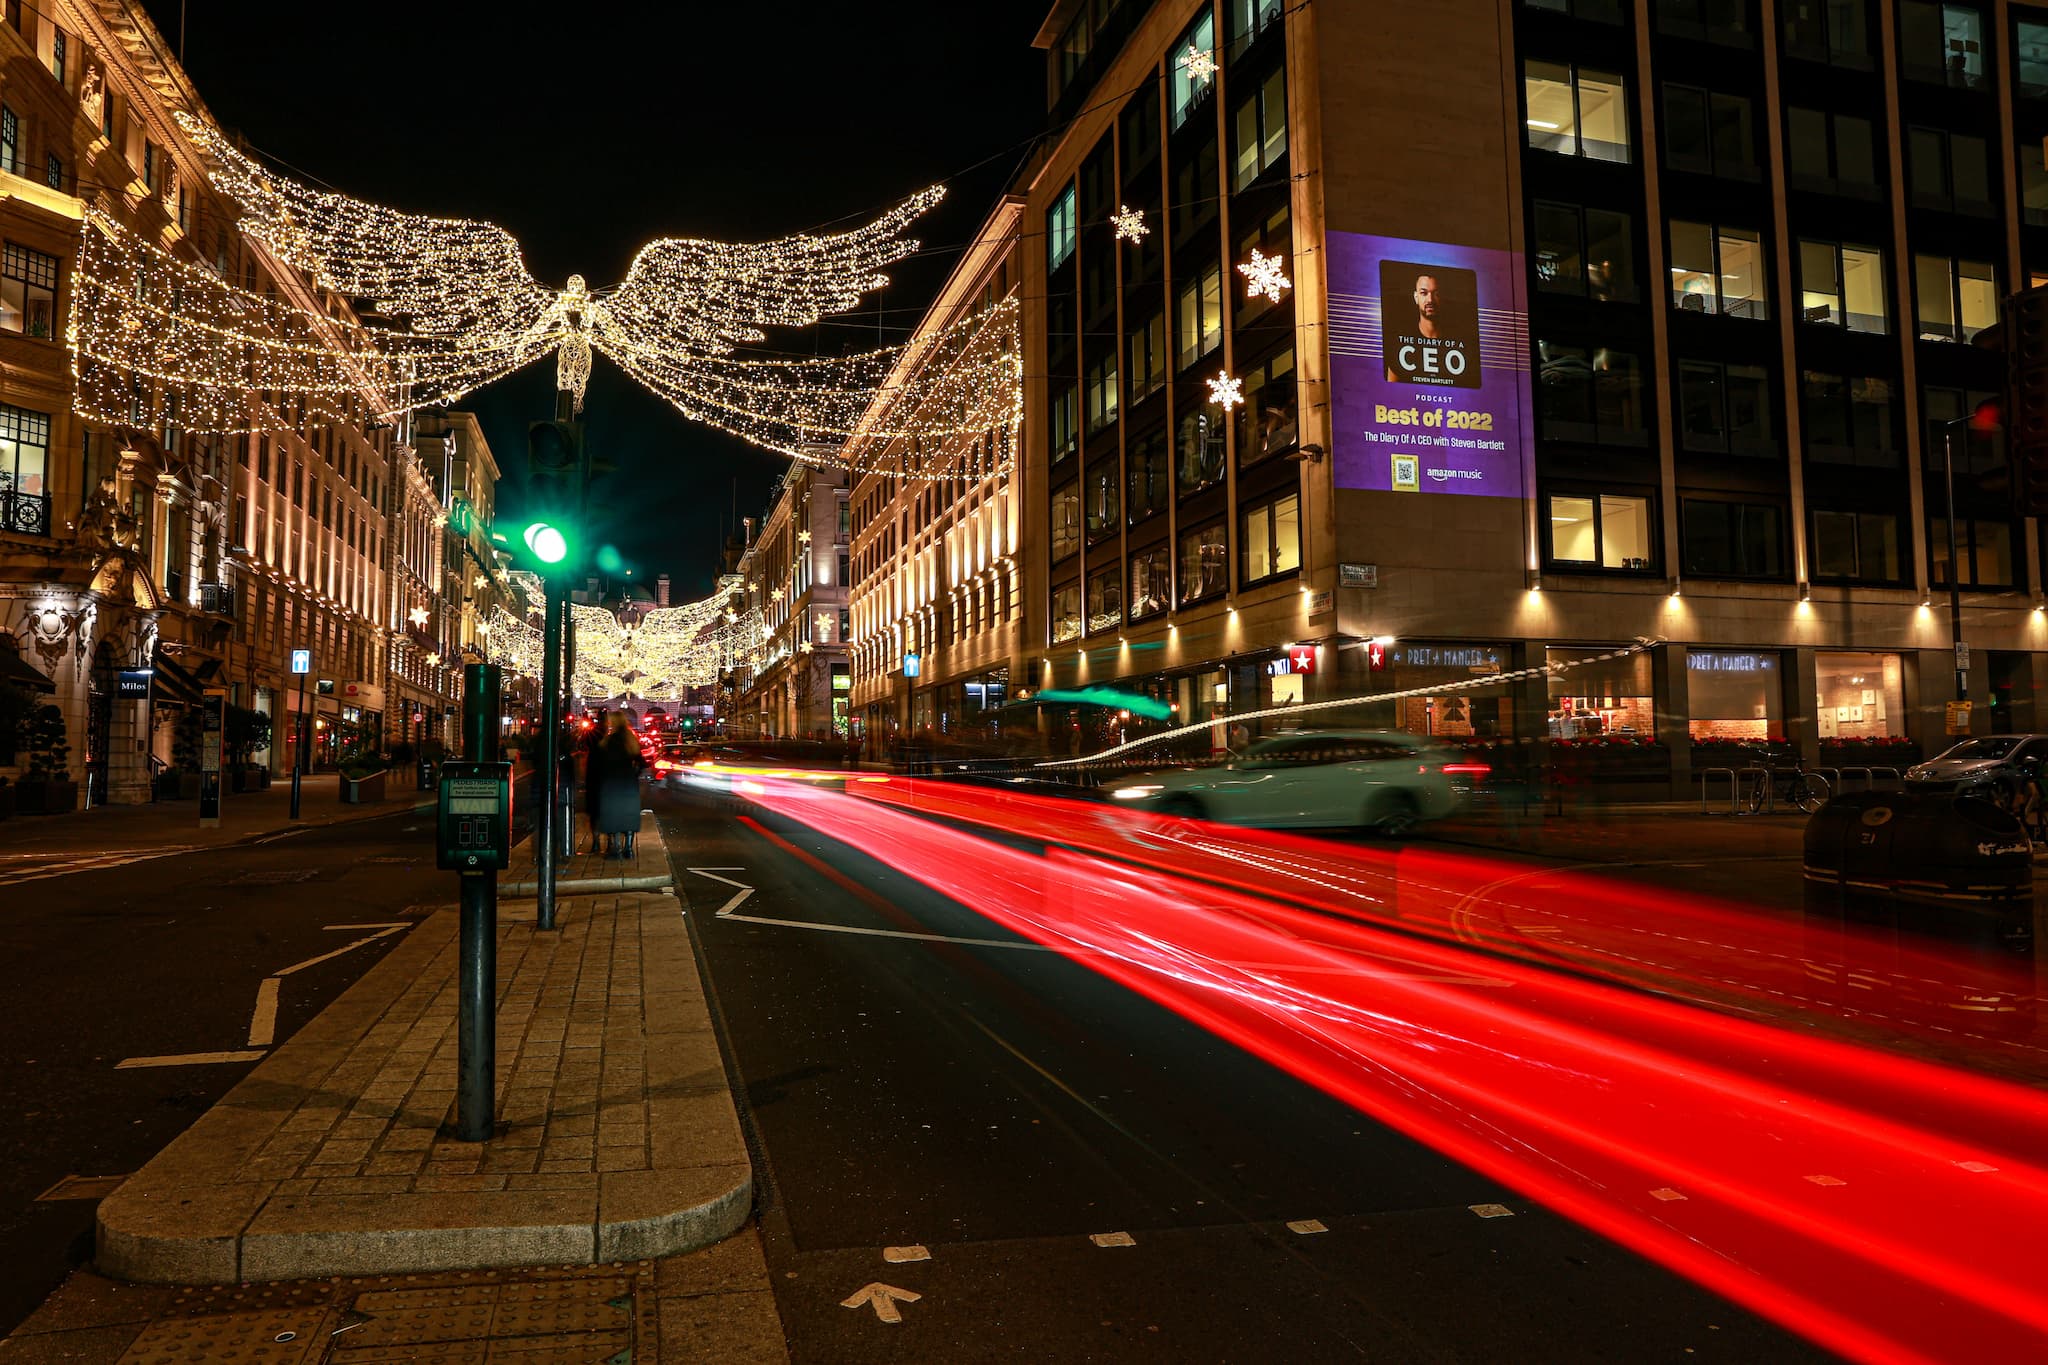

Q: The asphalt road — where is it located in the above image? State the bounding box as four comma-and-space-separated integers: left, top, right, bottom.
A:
652, 782, 1833, 1364
0, 808, 449, 1334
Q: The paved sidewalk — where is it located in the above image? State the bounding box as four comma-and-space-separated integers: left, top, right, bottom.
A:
0, 773, 431, 854
502, 808, 673, 895
92, 808, 751, 1285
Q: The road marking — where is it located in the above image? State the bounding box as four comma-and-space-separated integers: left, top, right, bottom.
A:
1804, 1174, 1847, 1187
1090, 1231, 1137, 1248
36, 1174, 127, 1201
117, 1050, 266, 1069
718, 910, 1064, 950
247, 977, 281, 1047
273, 927, 405, 977
1285, 1219, 1329, 1235
1469, 1204, 1515, 1219
686, 867, 756, 916
841, 1282, 921, 1324
0, 847, 203, 887
323, 922, 411, 930
882, 1245, 930, 1263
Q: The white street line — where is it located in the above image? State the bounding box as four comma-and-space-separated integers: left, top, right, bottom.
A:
718, 910, 1063, 950
273, 926, 405, 977
117, 1050, 266, 1069
247, 977, 280, 1047
322, 923, 411, 930
1285, 1219, 1329, 1235
686, 867, 756, 916
0, 847, 203, 887
1090, 1231, 1137, 1248
841, 1282, 920, 1325
882, 1245, 930, 1263
1469, 1204, 1515, 1218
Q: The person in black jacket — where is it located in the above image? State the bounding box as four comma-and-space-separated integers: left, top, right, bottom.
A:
590, 713, 645, 859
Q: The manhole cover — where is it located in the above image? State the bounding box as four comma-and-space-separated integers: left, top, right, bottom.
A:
234, 869, 321, 885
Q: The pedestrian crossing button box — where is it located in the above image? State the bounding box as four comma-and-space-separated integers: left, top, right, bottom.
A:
437, 761, 513, 871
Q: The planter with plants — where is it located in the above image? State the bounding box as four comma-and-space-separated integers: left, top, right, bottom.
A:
338, 757, 388, 804
14, 703, 76, 815
225, 705, 272, 793
168, 710, 204, 800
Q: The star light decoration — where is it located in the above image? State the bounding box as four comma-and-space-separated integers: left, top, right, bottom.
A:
1112, 205, 1149, 243
67, 114, 1023, 480
407, 605, 430, 627
1208, 371, 1245, 410
1238, 248, 1291, 303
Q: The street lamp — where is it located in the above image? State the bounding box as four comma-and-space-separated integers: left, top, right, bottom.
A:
1936, 399, 2002, 703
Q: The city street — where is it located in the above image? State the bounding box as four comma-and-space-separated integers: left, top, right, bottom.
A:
654, 782, 1828, 1362
0, 809, 443, 1334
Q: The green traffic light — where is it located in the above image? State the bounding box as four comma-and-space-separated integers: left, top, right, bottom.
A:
523, 522, 569, 565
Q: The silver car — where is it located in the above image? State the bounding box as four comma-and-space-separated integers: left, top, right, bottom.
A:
1904, 734, 2048, 796
1105, 729, 1465, 834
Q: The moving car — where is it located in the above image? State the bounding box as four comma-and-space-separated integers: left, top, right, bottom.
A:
1904, 734, 2048, 796
1104, 729, 1473, 834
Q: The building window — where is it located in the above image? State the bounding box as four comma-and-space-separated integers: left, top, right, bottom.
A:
1085, 457, 1120, 542
1663, 86, 1757, 178
142, 141, 156, 192
1922, 385, 2005, 475
1522, 61, 1631, 162
1, 242, 58, 339
1170, 8, 1217, 130
51, 30, 64, 86
1534, 342, 1647, 445
1226, 0, 1285, 57
1532, 202, 1636, 301
2020, 20, 2048, 98
1085, 353, 1119, 432
1047, 183, 1076, 272
1051, 583, 1082, 644
1177, 398, 1226, 495
1524, 0, 1624, 19
1178, 521, 1229, 604
1654, 0, 1751, 44
1785, 108, 1877, 193
1128, 310, 1167, 402
1177, 262, 1224, 369
1913, 255, 1997, 342
1668, 221, 1767, 318
1086, 564, 1122, 634
1052, 483, 1081, 561
1682, 498, 1785, 578
44, 153, 60, 191
1547, 491, 1654, 570
1782, 0, 1871, 66
0, 402, 50, 535
1241, 492, 1300, 584
1130, 546, 1171, 620
1230, 67, 1287, 191
1900, 2, 1985, 88
1930, 517, 2014, 587
1049, 384, 1078, 464
1801, 373, 1898, 466
1908, 127, 1991, 212
1236, 346, 1297, 465
1810, 509, 1902, 583
0, 106, 17, 177
1797, 240, 1888, 332
1678, 361, 1775, 455
1127, 428, 1169, 523
2023, 137, 2048, 225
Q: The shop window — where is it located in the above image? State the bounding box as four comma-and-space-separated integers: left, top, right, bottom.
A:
1547, 645, 1655, 739
1177, 398, 1226, 495
1130, 546, 1170, 620
1801, 373, 1898, 466
1929, 516, 2015, 587
0, 401, 50, 535
1047, 184, 1076, 272
1178, 521, 1228, 604
1669, 221, 1767, 318
1533, 202, 1636, 301
1900, 2, 1984, 88
1524, 0, 1624, 20
1534, 342, 1646, 445
1049, 384, 1078, 465
1922, 385, 2005, 474
1522, 61, 1631, 162
1908, 127, 1992, 213
2020, 20, 2048, 98
1177, 262, 1223, 369
1242, 492, 1299, 584
1782, 0, 1871, 66
1127, 310, 1167, 403
1127, 429, 1169, 524
1655, 0, 1752, 45
1678, 360, 1775, 455
1663, 86, 1756, 178
1170, 8, 1217, 130
1051, 583, 1082, 644
1085, 353, 1119, 432
1236, 346, 1297, 465
2023, 138, 2048, 225
1546, 491, 1654, 570
1814, 652, 1904, 740
1085, 457, 1120, 542
1786, 108, 1877, 193
1686, 649, 1782, 742
0, 241, 57, 338
1230, 68, 1287, 191
1810, 508, 1902, 582
1087, 564, 1122, 634
1682, 498, 1785, 577
1052, 483, 1081, 562
1914, 254, 1997, 342
1385, 643, 1515, 740
1797, 240, 1888, 332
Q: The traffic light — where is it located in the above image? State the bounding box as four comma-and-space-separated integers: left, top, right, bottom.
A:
2008, 284, 2048, 515
522, 418, 583, 569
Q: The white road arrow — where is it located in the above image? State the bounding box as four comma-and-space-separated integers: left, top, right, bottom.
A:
840, 1282, 921, 1325
686, 867, 754, 917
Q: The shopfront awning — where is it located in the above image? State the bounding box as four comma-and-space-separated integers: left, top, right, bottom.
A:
149, 649, 208, 706
0, 644, 53, 693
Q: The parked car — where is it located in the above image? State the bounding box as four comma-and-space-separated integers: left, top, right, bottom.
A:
1103, 729, 1468, 834
1904, 734, 2048, 796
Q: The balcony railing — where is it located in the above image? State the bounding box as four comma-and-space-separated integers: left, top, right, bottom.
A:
0, 488, 48, 536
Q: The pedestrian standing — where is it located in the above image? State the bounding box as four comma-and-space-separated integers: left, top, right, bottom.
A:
591, 713, 644, 860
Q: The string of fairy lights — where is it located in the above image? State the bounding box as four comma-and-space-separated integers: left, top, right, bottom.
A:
487, 577, 748, 701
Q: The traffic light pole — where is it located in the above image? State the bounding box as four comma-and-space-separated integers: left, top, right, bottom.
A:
1943, 424, 1967, 703
559, 610, 577, 860
536, 579, 566, 932
457, 662, 501, 1142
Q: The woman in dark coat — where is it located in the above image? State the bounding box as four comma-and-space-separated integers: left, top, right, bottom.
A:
591, 713, 645, 859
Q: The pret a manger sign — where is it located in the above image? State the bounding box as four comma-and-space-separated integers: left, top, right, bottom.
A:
1328, 231, 1531, 498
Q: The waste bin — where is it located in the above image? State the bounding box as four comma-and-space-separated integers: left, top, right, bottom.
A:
1804, 790, 2032, 910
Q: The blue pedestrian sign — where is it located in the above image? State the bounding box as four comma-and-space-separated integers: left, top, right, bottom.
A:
291, 648, 311, 675
902, 652, 920, 679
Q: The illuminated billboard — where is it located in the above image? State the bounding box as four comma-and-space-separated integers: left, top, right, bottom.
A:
1328, 232, 1531, 496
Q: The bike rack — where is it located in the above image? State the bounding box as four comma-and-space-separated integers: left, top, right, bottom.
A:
1870, 766, 1902, 789
1740, 763, 1775, 813
1698, 767, 1739, 814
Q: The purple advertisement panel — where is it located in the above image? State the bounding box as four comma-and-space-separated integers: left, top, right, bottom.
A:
1328, 231, 1532, 496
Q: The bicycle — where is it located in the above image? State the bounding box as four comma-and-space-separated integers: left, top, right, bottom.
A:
1742, 749, 1829, 814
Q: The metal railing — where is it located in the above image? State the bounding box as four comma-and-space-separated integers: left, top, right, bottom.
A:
0, 487, 48, 535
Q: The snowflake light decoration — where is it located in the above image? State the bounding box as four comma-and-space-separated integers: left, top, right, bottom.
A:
407, 605, 430, 627
1181, 45, 1217, 83
1208, 371, 1245, 410
1113, 205, 1149, 242
1238, 248, 1292, 302
796, 529, 812, 545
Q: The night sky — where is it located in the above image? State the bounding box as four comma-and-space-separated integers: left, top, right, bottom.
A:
140, 2, 1048, 600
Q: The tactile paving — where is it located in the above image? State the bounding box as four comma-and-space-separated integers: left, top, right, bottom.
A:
118, 1307, 328, 1363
